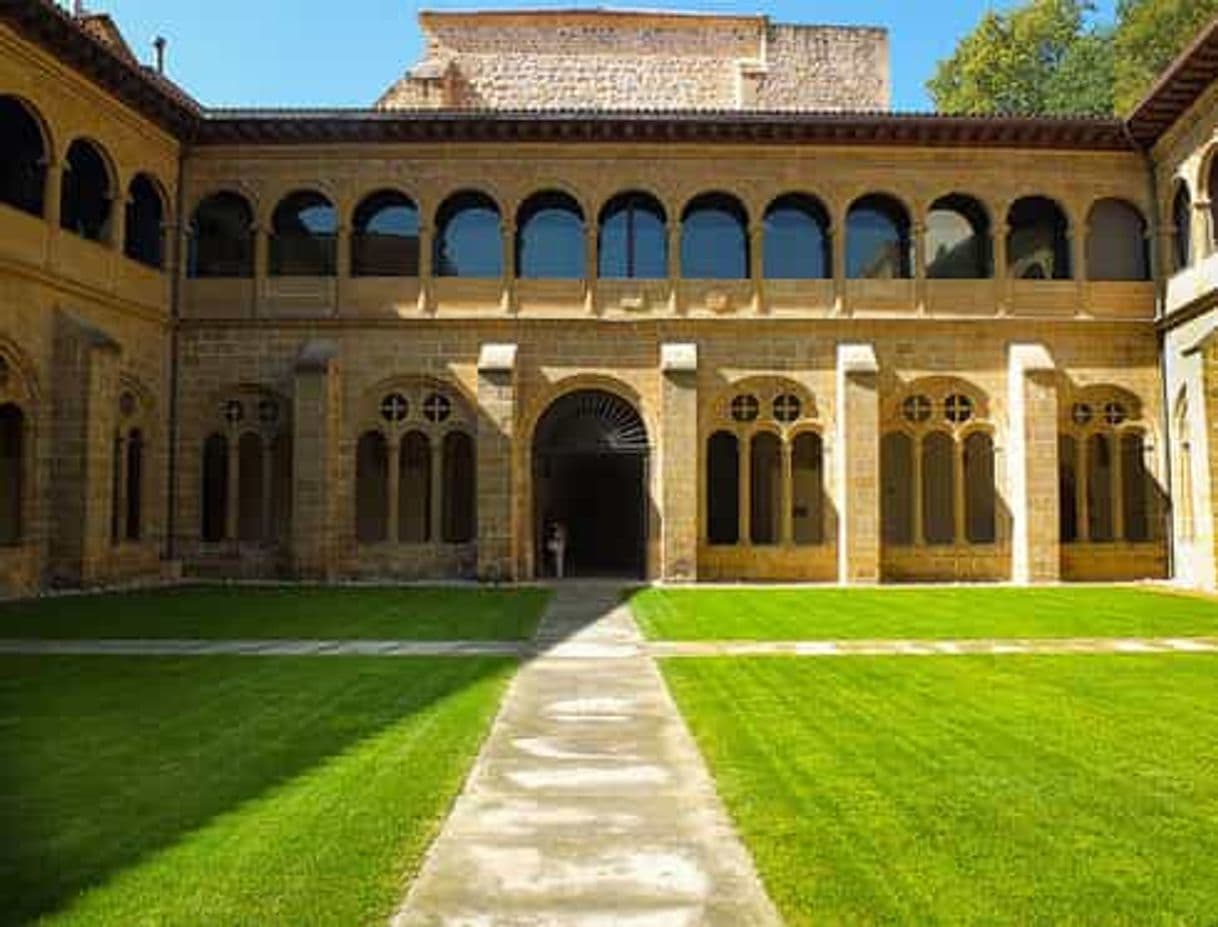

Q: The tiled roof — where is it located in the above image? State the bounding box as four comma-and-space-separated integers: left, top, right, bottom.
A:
1127, 15, 1218, 149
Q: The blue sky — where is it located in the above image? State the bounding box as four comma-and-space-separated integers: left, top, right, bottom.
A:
93, 0, 1119, 112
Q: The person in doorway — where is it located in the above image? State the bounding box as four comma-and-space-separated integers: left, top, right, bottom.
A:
547, 521, 568, 579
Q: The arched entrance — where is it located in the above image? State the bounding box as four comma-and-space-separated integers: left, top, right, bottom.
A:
533, 389, 649, 577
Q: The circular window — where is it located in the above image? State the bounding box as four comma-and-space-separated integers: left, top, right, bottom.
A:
730, 394, 760, 423
423, 392, 452, 423
773, 394, 802, 423
223, 400, 244, 424
119, 391, 137, 418
944, 394, 974, 424
1104, 401, 1128, 426
257, 398, 279, 425
380, 393, 409, 423
902, 395, 932, 424
1071, 403, 1093, 426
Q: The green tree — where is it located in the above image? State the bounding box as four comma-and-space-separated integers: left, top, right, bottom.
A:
927, 0, 1113, 116
1113, 0, 1218, 113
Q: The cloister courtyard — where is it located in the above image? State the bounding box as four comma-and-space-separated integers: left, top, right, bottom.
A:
2, 582, 1216, 925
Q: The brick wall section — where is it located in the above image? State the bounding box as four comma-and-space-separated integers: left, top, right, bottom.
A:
377, 11, 889, 112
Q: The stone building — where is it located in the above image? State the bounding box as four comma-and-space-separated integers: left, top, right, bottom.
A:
1, 2, 1217, 593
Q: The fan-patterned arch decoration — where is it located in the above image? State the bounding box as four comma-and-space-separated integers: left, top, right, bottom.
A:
534, 389, 649, 456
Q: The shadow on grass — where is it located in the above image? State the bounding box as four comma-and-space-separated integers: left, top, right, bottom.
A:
0, 654, 509, 926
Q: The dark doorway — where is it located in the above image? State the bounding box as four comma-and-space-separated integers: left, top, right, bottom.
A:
533, 389, 649, 578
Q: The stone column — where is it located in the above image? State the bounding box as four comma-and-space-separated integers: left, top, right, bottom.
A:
334, 224, 350, 316
430, 438, 445, 544
660, 344, 698, 580
501, 220, 516, 314
912, 435, 925, 545
1008, 343, 1059, 584
476, 343, 518, 580
1112, 433, 1126, 542
953, 437, 967, 544
667, 223, 681, 313
780, 438, 794, 545
836, 343, 881, 583
114, 432, 129, 542
1076, 437, 1090, 542
831, 209, 847, 315
225, 435, 240, 543
749, 223, 765, 314
913, 221, 927, 315
291, 340, 340, 579
386, 436, 402, 544
253, 224, 268, 317
738, 433, 751, 546
417, 222, 433, 314
585, 225, 598, 314
260, 435, 274, 543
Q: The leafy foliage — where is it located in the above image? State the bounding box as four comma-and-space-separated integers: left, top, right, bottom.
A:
1114, 0, 1218, 112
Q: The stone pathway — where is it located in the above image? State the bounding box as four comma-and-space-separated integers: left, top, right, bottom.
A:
2, 636, 1215, 658
391, 583, 782, 927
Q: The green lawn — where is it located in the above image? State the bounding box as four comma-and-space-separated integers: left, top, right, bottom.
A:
632, 586, 1218, 640
663, 654, 1218, 925
0, 654, 513, 926
0, 585, 550, 640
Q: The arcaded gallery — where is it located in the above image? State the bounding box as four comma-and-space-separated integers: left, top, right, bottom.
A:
2, 1, 1218, 593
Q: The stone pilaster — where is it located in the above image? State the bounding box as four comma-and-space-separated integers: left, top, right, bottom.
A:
477, 343, 518, 581
836, 343, 880, 583
1008, 343, 1059, 584
291, 340, 340, 579
660, 343, 698, 581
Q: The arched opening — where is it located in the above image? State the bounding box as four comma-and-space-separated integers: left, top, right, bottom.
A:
681, 192, 748, 279
749, 432, 781, 545
125, 429, 143, 541
0, 96, 47, 217
706, 431, 740, 546
237, 433, 264, 542
355, 431, 389, 543
399, 430, 431, 543
599, 191, 667, 279
963, 431, 995, 543
1087, 432, 1114, 542
60, 139, 112, 242
1007, 196, 1070, 279
270, 190, 337, 276
517, 191, 584, 279
881, 432, 914, 544
434, 190, 502, 278
189, 192, 254, 278
927, 194, 991, 279
1172, 183, 1193, 272
124, 174, 164, 269
847, 193, 911, 279
0, 404, 24, 545
1122, 431, 1150, 542
201, 433, 228, 543
1059, 434, 1078, 543
764, 193, 830, 279
352, 189, 419, 277
533, 389, 648, 577
1086, 199, 1149, 281
441, 431, 475, 543
792, 431, 824, 545
922, 431, 955, 545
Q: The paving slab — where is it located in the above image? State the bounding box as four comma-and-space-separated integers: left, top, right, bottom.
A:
392, 584, 781, 927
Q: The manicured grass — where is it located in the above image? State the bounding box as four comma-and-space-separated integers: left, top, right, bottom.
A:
632, 586, 1218, 640
0, 585, 550, 640
663, 654, 1218, 925
0, 654, 513, 926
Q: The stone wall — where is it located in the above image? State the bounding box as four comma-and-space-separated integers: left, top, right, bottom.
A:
377, 11, 889, 112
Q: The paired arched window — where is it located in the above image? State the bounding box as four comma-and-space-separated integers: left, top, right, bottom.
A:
199, 393, 291, 545
1086, 199, 1149, 281
763, 194, 830, 279
847, 194, 911, 279
1008, 196, 1070, 279
705, 384, 823, 547
354, 385, 476, 545
270, 190, 337, 276
1175, 391, 1195, 544
517, 191, 584, 279
124, 174, 164, 269
926, 194, 991, 279
111, 389, 147, 544
881, 388, 996, 546
599, 192, 667, 279
1172, 183, 1193, 273
1059, 395, 1153, 544
681, 193, 748, 279
435, 191, 502, 278
0, 403, 24, 545
0, 96, 47, 218
352, 190, 419, 277
60, 139, 112, 242
189, 192, 254, 278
